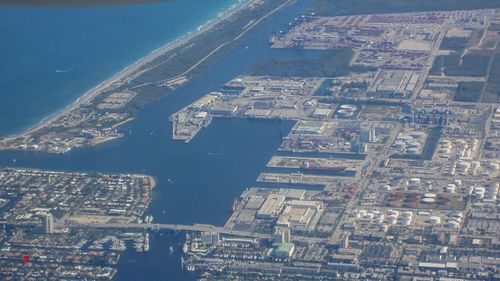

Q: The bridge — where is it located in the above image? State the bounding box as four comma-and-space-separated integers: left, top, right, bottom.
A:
1, 220, 331, 244
65, 222, 334, 244
64, 222, 273, 239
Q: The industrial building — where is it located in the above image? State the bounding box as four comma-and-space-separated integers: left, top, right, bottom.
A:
256, 194, 286, 219
43, 213, 54, 234
277, 200, 323, 232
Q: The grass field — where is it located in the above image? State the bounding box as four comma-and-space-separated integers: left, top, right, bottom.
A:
454, 81, 485, 102
115, 0, 291, 113
308, 0, 500, 16
483, 45, 500, 102
430, 51, 492, 77
251, 49, 376, 77
439, 37, 469, 52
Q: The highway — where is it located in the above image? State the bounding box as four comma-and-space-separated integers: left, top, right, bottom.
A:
63, 222, 333, 244
411, 20, 450, 102
64, 222, 272, 239
130, 0, 295, 90
329, 122, 402, 243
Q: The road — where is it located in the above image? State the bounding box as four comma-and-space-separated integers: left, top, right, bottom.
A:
328, 122, 402, 243
65, 222, 272, 239
131, 0, 295, 90
63, 221, 335, 245
411, 21, 450, 102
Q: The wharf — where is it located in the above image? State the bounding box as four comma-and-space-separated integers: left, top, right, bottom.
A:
257, 172, 353, 186
266, 155, 361, 173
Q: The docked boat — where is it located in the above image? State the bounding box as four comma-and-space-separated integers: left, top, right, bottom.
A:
300, 161, 346, 172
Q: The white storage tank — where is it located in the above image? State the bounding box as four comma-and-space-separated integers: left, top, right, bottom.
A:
424, 193, 437, 198
410, 178, 421, 184
411, 131, 426, 139
440, 140, 451, 146
401, 211, 413, 218
387, 217, 397, 225
408, 141, 421, 148
422, 197, 435, 203
407, 147, 420, 154
337, 109, 354, 117
474, 186, 486, 192
401, 219, 411, 226
439, 147, 452, 154
340, 104, 357, 112
473, 191, 485, 199
393, 141, 405, 148
398, 134, 412, 141
426, 216, 441, 224
387, 210, 400, 217
457, 161, 471, 169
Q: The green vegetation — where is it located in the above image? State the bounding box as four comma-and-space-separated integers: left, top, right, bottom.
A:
251, 49, 375, 77
341, 81, 369, 91
430, 51, 492, 77
112, 0, 291, 115
482, 40, 497, 49
308, 0, 500, 16
490, 23, 500, 32
483, 47, 500, 102
454, 81, 485, 102
439, 37, 469, 52
132, 0, 290, 85
125, 84, 170, 113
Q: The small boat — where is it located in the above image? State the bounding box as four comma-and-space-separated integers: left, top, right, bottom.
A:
231, 198, 240, 212
143, 233, 150, 252
207, 151, 224, 156
169, 246, 174, 254
55, 66, 74, 73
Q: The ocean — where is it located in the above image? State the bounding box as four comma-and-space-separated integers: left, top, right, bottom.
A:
0, 0, 316, 279
0, 0, 240, 136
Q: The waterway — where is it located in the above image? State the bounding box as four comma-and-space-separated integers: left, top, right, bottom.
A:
0, 0, 318, 279
0, 0, 241, 136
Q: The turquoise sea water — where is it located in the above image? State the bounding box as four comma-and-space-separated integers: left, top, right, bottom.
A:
0, 0, 239, 135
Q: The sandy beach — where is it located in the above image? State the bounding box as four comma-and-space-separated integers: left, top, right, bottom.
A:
6, 0, 254, 140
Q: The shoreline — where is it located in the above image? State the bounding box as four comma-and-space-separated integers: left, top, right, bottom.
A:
3, 0, 251, 140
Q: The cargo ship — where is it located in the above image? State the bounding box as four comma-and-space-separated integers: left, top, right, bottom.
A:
300, 161, 347, 172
